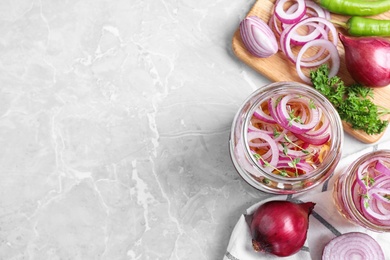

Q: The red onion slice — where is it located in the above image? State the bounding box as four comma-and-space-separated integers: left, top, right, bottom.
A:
274, 0, 306, 24
294, 114, 330, 145
277, 142, 314, 158
355, 157, 380, 190
375, 160, 390, 176
322, 232, 385, 260
294, 129, 330, 145
276, 157, 314, 174
248, 119, 274, 134
305, 0, 330, 20
275, 94, 321, 134
247, 131, 279, 169
253, 106, 276, 124
361, 196, 390, 221
281, 17, 338, 64
295, 39, 340, 83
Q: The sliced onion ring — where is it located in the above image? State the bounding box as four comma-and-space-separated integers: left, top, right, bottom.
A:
295, 39, 340, 84
280, 17, 338, 64
274, 0, 306, 24
247, 131, 279, 169
275, 94, 321, 133
375, 160, 390, 176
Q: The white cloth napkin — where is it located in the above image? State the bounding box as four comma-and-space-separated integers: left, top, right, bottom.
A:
224, 140, 390, 260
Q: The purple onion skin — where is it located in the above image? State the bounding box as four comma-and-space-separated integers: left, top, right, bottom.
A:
339, 33, 390, 88
250, 200, 315, 257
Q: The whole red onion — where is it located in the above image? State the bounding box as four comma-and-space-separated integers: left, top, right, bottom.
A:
250, 200, 315, 257
339, 33, 390, 88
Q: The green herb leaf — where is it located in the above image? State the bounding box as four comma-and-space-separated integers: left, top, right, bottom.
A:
280, 170, 288, 177
273, 129, 281, 138
282, 143, 288, 156
310, 64, 390, 135
309, 99, 316, 109
253, 153, 261, 161
263, 178, 270, 184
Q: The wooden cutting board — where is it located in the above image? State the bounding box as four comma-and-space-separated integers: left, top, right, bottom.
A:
232, 0, 390, 143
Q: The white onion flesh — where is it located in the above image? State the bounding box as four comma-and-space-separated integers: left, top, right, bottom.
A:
322, 232, 385, 260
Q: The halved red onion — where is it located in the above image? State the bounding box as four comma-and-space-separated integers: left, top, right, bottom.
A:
322, 232, 385, 260
240, 16, 278, 58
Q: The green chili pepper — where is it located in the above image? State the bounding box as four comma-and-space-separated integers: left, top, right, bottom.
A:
315, 0, 390, 16
333, 17, 390, 36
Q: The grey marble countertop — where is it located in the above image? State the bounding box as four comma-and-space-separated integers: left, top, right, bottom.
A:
1, 0, 390, 259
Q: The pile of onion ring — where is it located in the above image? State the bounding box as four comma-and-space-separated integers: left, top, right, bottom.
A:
351, 156, 390, 226
248, 93, 330, 177
269, 0, 340, 83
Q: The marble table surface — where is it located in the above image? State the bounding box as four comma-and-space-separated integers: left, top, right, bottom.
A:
1, 0, 390, 259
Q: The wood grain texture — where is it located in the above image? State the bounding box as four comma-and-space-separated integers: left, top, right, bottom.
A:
232, 0, 390, 143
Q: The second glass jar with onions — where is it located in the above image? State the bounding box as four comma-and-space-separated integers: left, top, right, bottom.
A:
333, 150, 390, 232
229, 81, 343, 194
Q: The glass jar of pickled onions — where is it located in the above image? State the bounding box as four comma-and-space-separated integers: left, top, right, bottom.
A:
229, 81, 343, 194
333, 150, 390, 232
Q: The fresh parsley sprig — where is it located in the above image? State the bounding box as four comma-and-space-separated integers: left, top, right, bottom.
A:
310, 65, 390, 135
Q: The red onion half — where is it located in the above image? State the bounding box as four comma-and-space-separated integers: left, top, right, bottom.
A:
322, 232, 385, 260
240, 16, 278, 58
250, 200, 315, 257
